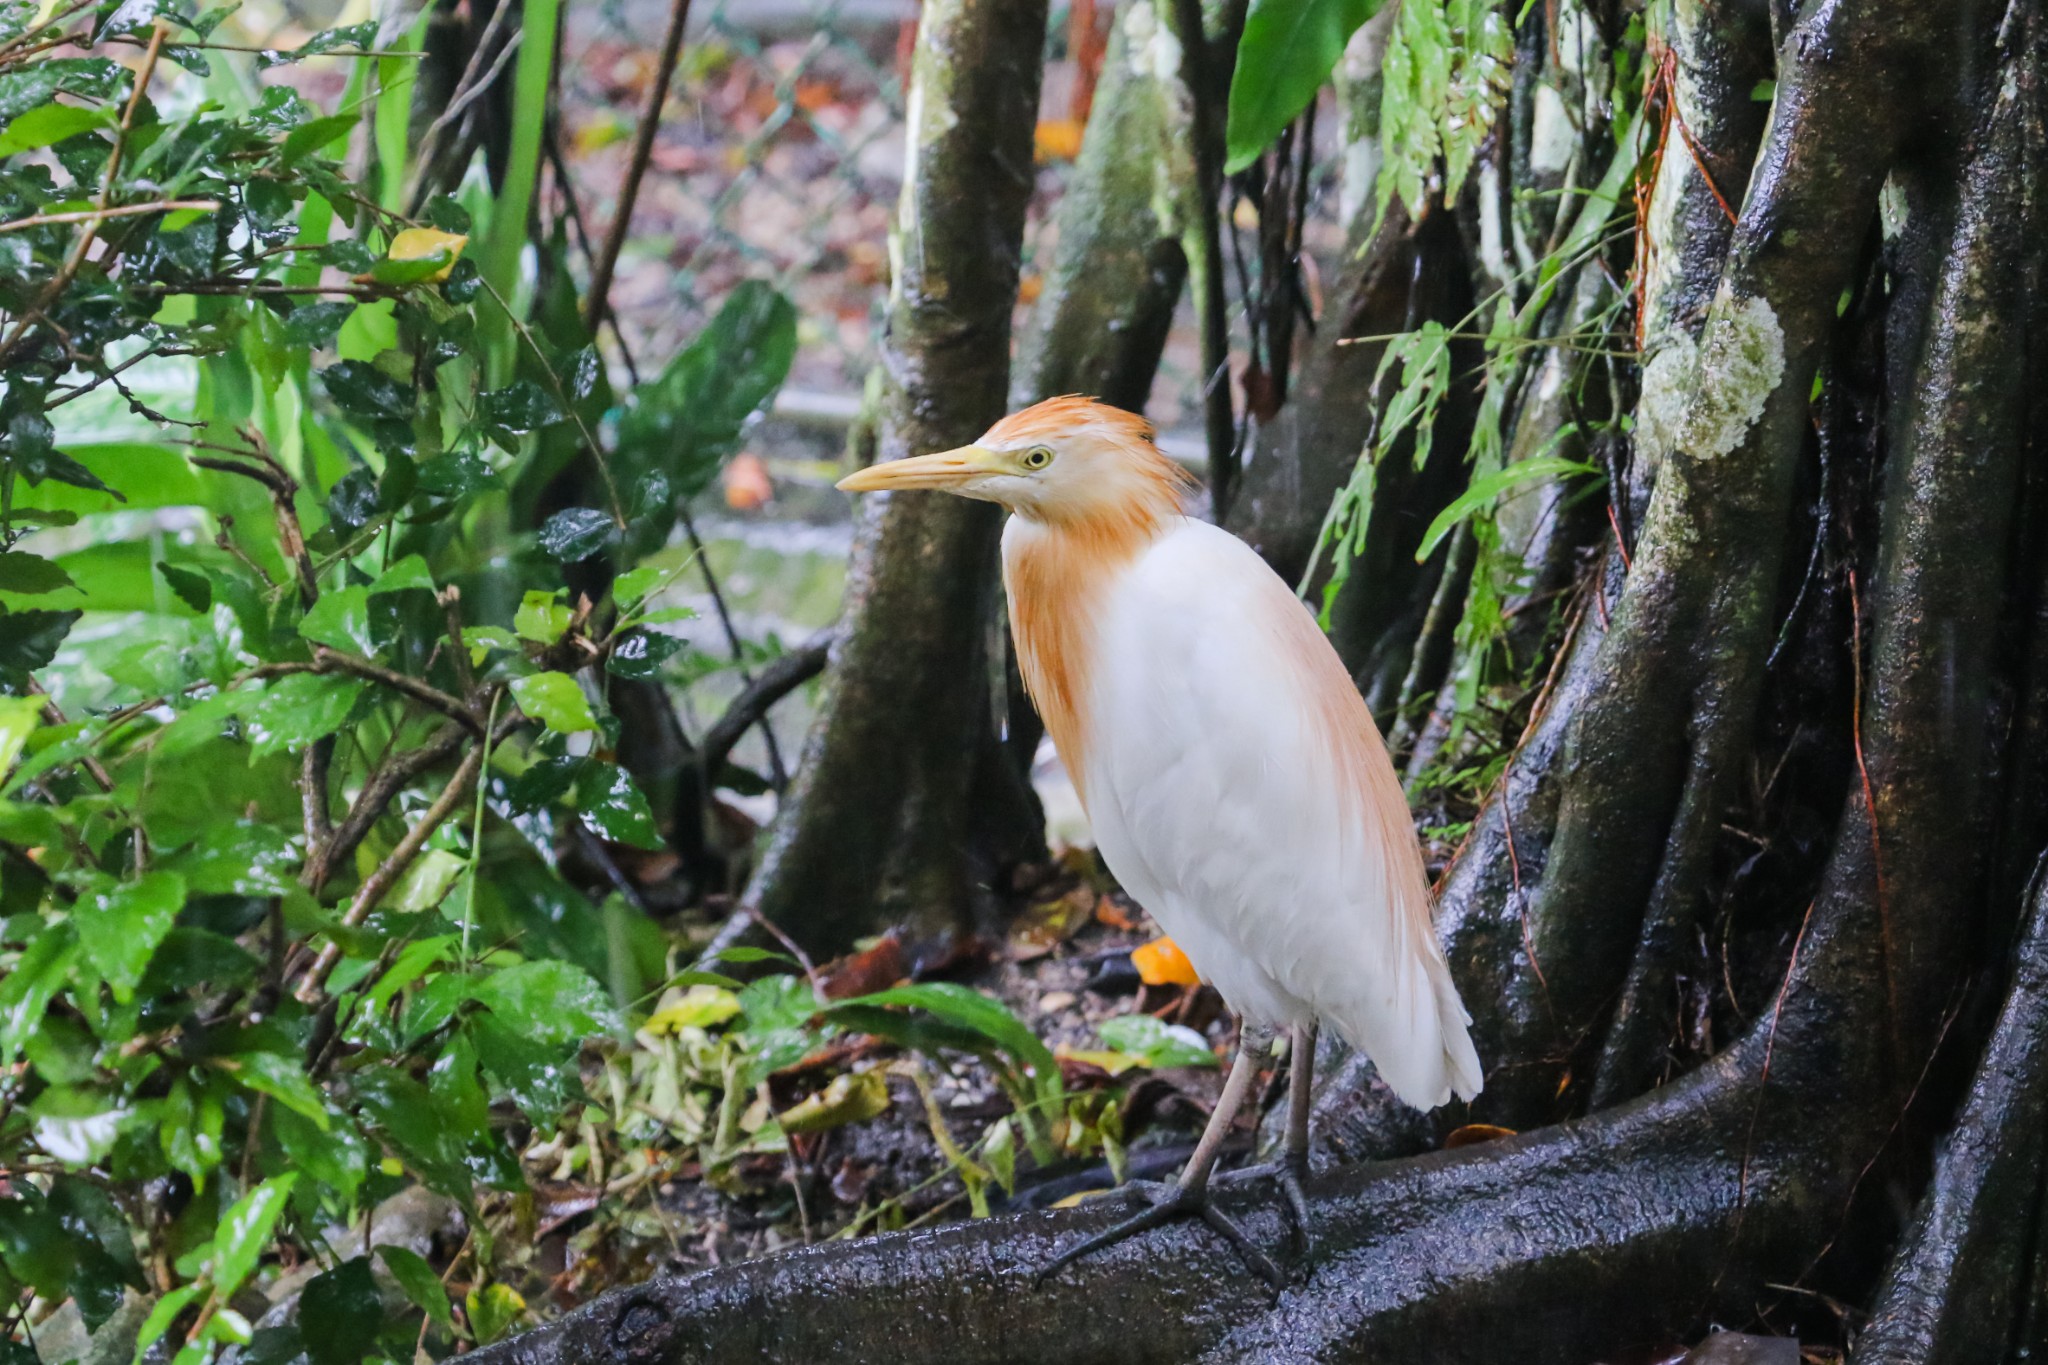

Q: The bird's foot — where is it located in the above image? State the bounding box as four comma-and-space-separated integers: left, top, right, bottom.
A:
1033, 1178, 1285, 1292
1216, 1151, 1313, 1266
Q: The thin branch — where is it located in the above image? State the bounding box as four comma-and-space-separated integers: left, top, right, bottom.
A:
295, 741, 488, 1003
0, 200, 218, 234
698, 630, 832, 778
584, 0, 696, 329
677, 504, 787, 786
303, 721, 467, 894
313, 647, 483, 734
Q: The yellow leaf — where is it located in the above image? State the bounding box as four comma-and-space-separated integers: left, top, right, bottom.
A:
777, 1070, 890, 1134
386, 226, 467, 282
1034, 118, 1084, 162
1053, 1045, 1137, 1076
646, 983, 741, 1034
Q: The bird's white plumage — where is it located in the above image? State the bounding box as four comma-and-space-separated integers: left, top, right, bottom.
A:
1009, 516, 1483, 1109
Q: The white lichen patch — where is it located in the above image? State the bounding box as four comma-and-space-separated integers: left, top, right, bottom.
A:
1123, 2, 1180, 84
1637, 291, 1786, 462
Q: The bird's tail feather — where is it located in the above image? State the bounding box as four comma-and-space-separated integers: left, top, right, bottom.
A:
1330, 953, 1484, 1111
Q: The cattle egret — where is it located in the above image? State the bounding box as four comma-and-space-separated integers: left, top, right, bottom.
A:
838, 396, 1482, 1283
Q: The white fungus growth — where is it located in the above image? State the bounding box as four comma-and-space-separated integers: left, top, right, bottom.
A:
1637, 291, 1786, 462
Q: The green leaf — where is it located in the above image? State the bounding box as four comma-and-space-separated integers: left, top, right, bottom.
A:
605, 628, 682, 681
281, 112, 358, 163
319, 361, 409, 422
473, 959, 621, 1046
510, 671, 596, 733
222, 1052, 330, 1128
574, 762, 659, 848
73, 871, 186, 1002
211, 1174, 297, 1300
0, 102, 113, 155
512, 589, 572, 644
273, 1105, 365, 1205
284, 300, 355, 348
826, 983, 1060, 1104
0, 551, 74, 596
1096, 1014, 1218, 1070
368, 553, 434, 595
164, 821, 299, 896
470, 1013, 582, 1126
240, 674, 366, 755
465, 1282, 525, 1346
0, 924, 76, 1064
1415, 456, 1600, 563
610, 566, 666, 607
134, 1284, 206, 1363
158, 561, 213, 613
0, 693, 40, 778
1225, 0, 1384, 174
616, 281, 796, 505
378, 1245, 454, 1329
298, 585, 380, 656
298, 1258, 381, 1365
0, 608, 79, 673
537, 506, 614, 562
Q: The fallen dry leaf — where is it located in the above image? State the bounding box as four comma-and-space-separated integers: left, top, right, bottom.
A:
1131, 936, 1200, 987
779, 1070, 891, 1134
1444, 1123, 1517, 1149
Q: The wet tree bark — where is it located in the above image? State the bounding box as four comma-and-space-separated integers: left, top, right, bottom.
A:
743, 0, 1050, 952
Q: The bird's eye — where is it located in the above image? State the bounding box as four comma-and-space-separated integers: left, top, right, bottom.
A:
1021, 446, 1054, 470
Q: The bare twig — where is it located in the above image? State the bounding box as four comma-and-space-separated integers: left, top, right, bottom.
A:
677, 505, 787, 786
303, 721, 467, 894
698, 630, 832, 778
313, 647, 483, 734
0, 200, 218, 234
295, 740, 488, 1003
584, 0, 696, 328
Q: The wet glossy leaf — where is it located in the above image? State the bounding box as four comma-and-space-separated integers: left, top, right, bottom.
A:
470, 1013, 581, 1126
73, 871, 186, 1002
164, 821, 298, 896
157, 560, 212, 612
222, 1052, 330, 1127
828, 984, 1060, 1105
1096, 1015, 1217, 1070
378, 1244, 453, 1329
575, 762, 659, 848
298, 585, 380, 656
538, 506, 613, 562
606, 628, 682, 680
474, 960, 621, 1047
273, 1105, 364, 1205
299, 1256, 381, 1365
211, 1174, 297, 1299
240, 674, 366, 755
510, 671, 595, 733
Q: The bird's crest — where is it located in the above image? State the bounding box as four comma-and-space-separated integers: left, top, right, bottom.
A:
984, 396, 1199, 512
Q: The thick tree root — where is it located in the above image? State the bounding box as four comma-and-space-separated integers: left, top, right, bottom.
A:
1851, 873, 2048, 1364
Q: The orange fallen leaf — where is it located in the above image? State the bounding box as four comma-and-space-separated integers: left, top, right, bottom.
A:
1016, 272, 1043, 305
1444, 1123, 1516, 1149
1033, 118, 1084, 163
1131, 936, 1200, 987
1094, 897, 1137, 932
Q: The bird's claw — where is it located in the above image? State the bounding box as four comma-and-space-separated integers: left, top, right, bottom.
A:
1033, 1179, 1286, 1293
1217, 1152, 1314, 1266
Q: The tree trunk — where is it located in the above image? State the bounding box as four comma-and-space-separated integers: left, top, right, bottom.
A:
742, 0, 1050, 952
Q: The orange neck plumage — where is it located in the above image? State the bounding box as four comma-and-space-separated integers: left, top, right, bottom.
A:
1000, 448, 1192, 809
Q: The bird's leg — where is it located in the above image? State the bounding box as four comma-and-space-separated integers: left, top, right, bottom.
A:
1215, 1022, 1316, 1264
1035, 1023, 1284, 1290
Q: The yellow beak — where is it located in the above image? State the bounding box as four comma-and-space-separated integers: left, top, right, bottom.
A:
836, 445, 995, 493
